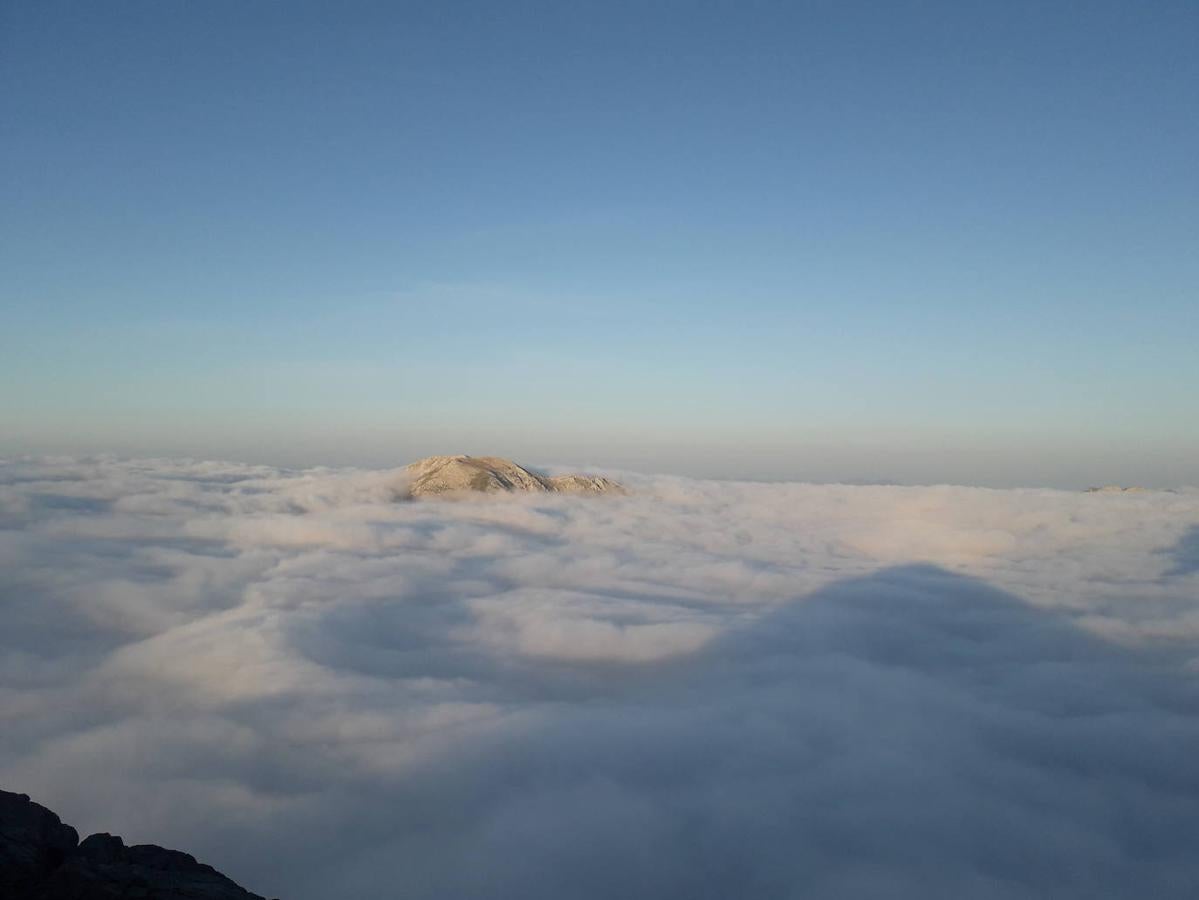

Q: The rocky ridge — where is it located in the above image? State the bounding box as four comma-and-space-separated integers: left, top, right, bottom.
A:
0, 789, 271, 899
403, 455, 625, 498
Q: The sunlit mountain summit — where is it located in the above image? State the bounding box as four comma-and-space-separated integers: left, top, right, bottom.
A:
402, 455, 625, 498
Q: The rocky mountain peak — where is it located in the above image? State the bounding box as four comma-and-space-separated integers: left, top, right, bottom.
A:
403, 455, 625, 499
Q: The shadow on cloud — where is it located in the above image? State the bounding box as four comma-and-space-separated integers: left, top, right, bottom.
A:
1163, 524, 1199, 578
256, 566, 1199, 900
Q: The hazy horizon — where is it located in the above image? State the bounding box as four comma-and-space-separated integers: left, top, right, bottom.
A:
2, 434, 1197, 492
3, 1, 1196, 487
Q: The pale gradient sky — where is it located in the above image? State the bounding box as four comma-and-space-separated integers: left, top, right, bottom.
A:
2, 1, 1196, 486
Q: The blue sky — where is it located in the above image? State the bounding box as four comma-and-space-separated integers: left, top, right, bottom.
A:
2, 0, 1196, 485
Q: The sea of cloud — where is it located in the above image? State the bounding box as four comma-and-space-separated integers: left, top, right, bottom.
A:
2, 456, 1198, 898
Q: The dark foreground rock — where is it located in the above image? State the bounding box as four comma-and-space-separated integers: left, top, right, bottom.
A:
0, 790, 273, 899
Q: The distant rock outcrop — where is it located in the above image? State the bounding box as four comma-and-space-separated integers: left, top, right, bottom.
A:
1085, 485, 1146, 493
403, 455, 625, 499
0, 789, 271, 899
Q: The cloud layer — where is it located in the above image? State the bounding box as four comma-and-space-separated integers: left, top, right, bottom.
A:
2, 457, 1198, 898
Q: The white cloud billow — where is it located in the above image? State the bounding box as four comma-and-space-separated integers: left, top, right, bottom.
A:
1, 457, 1198, 898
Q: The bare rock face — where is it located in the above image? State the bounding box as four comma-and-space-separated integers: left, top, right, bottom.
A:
403, 455, 625, 499
543, 473, 628, 496
0, 791, 78, 895
0, 790, 271, 899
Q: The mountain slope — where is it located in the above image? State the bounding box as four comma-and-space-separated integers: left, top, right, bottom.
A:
403, 455, 624, 498
0, 790, 271, 900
